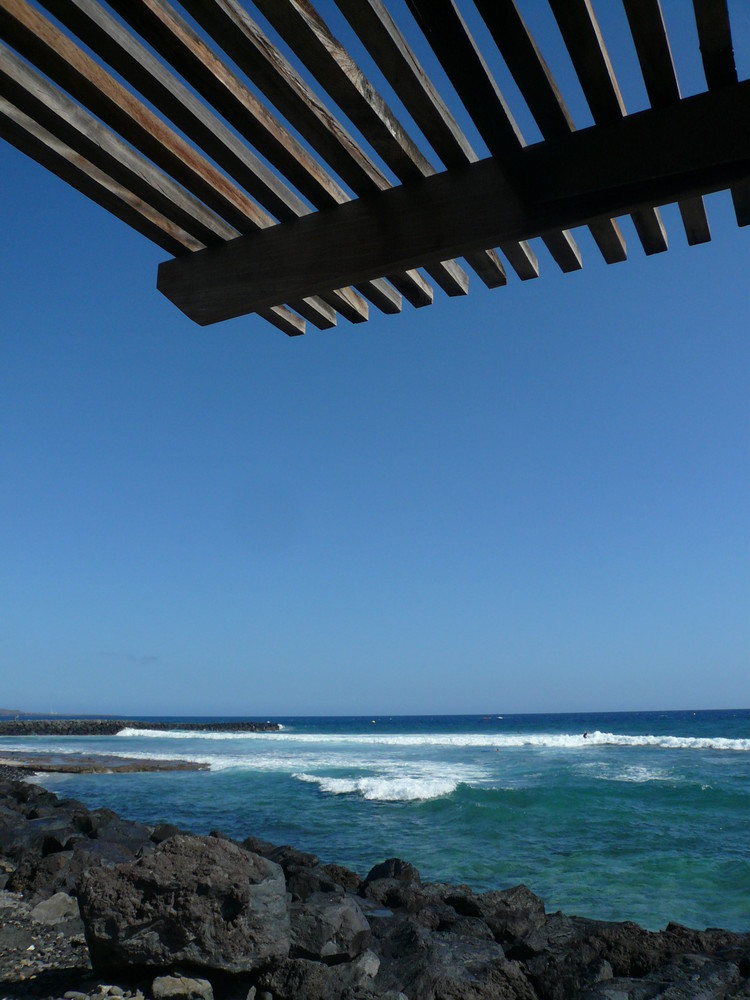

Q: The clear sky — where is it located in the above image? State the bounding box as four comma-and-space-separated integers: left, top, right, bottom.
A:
1, 1, 748, 717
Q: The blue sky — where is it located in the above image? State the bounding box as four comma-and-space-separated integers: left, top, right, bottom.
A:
1, 1, 748, 716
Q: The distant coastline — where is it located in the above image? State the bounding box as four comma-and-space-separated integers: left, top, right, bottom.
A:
0, 718, 281, 736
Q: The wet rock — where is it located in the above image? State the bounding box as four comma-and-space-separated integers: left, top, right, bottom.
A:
78, 835, 290, 973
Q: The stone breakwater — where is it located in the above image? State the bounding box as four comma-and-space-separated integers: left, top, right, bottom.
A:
0, 720, 280, 737
1, 773, 749, 1000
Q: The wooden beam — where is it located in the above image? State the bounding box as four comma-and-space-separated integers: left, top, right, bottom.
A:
157, 78, 750, 325
253, 0, 470, 298
406, 0, 582, 275
93, 0, 398, 315
176, 0, 430, 307
255, 0, 497, 293
334, 0, 534, 283
622, 0, 710, 245
547, 0, 668, 255
692, 0, 750, 225
0, 0, 369, 325
472, 0, 626, 265
0, 91, 307, 336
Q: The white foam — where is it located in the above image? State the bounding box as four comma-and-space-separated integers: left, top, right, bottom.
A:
114, 728, 750, 751
294, 772, 458, 801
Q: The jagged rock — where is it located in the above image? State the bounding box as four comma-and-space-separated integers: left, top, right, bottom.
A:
150, 823, 182, 844
285, 863, 346, 902
78, 835, 290, 973
291, 892, 371, 962
30, 890, 81, 924
364, 859, 421, 886
256, 950, 381, 1000
446, 885, 547, 945
370, 913, 535, 1000
151, 975, 214, 1000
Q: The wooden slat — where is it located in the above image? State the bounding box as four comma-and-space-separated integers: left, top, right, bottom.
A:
692, 0, 750, 225
547, 0, 668, 255
335, 0, 535, 282
112, 0, 426, 310
177, 0, 435, 306
622, 0, 710, 245
256, 0, 498, 293
0, 95, 199, 256
249, 0, 469, 297
472, 0, 626, 265
81, 0, 397, 316
0, 0, 366, 325
38, 0, 311, 224
0, 0, 273, 230
406, 0, 582, 274
156, 77, 750, 324
0, 42, 237, 247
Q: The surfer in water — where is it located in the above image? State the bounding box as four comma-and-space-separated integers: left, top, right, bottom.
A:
583, 731, 588, 740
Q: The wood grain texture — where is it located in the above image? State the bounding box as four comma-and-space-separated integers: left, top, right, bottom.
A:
97, 0, 398, 315
252, 0, 468, 297
623, 0, 710, 245
157, 78, 750, 324
335, 0, 531, 283
0, 95, 199, 256
547, 0, 668, 255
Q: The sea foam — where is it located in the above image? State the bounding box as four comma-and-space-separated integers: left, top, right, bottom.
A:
114, 728, 750, 751
293, 772, 459, 801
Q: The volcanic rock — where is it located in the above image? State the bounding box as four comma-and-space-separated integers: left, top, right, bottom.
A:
78, 835, 290, 973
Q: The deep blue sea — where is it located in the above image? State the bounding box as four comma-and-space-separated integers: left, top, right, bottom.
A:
4, 711, 749, 932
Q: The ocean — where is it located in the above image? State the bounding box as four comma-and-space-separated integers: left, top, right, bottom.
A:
3, 710, 749, 933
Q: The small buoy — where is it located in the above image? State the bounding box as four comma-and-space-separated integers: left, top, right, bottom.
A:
371, 719, 376, 724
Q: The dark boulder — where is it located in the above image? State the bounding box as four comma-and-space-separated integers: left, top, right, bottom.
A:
255, 950, 382, 1000
78, 834, 290, 973
290, 891, 371, 962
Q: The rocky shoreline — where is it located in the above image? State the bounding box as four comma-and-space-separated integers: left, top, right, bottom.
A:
1, 767, 748, 1000
0, 721, 280, 737
0, 755, 208, 775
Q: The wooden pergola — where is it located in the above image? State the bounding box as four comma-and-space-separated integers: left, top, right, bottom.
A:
1, 0, 749, 336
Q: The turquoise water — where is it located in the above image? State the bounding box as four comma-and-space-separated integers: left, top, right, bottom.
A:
3, 711, 749, 932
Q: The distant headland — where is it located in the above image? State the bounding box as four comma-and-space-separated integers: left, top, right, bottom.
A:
0, 718, 281, 736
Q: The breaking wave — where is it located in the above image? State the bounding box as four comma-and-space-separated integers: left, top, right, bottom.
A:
293, 772, 459, 801
115, 728, 750, 751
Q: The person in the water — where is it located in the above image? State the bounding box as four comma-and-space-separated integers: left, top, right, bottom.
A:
583, 731, 588, 739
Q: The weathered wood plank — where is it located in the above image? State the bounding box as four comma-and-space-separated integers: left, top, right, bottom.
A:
0, 0, 275, 231
622, 0, 710, 245
157, 78, 750, 324
252, 0, 469, 297
0, 42, 237, 247
99, 0, 398, 315
259, 305, 306, 337
335, 0, 532, 283
38, 0, 311, 224
472, 0, 626, 264
177, 0, 434, 304
0, 0, 368, 325
406, 0, 582, 274
547, 0, 668, 255
0, 95, 199, 257
692, 0, 750, 225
